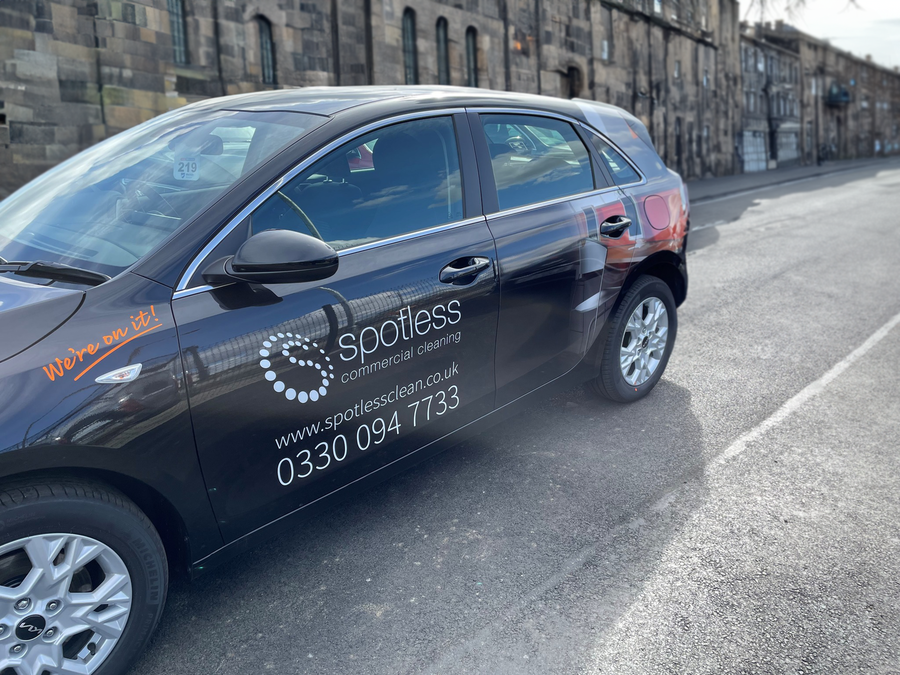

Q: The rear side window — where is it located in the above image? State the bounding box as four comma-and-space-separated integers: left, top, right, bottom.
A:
480, 114, 594, 211
591, 136, 642, 186
249, 116, 463, 251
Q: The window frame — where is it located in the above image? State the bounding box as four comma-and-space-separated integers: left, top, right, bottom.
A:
465, 26, 478, 88
584, 129, 646, 189
257, 16, 277, 85
167, 0, 189, 65
175, 109, 480, 296
468, 108, 636, 217
436, 17, 450, 85
402, 8, 419, 85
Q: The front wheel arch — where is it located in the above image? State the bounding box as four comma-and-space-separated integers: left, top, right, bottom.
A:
0, 467, 191, 580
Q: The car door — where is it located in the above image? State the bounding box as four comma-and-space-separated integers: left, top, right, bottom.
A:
172, 113, 498, 542
470, 110, 634, 407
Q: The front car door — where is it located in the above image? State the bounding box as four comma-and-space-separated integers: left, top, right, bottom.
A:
172, 112, 498, 541
470, 110, 635, 407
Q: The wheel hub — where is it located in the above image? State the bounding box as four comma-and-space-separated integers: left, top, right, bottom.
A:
14, 616, 45, 641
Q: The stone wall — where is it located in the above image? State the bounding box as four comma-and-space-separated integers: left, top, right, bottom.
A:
1, 0, 898, 198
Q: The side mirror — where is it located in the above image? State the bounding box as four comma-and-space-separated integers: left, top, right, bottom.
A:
202, 229, 339, 285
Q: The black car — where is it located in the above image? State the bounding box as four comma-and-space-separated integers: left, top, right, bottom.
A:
0, 86, 688, 674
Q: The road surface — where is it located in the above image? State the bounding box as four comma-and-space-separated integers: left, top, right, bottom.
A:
130, 159, 900, 675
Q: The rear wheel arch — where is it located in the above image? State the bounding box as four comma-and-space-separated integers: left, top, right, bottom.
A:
621, 251, 687, 308
0, 466, 191, 579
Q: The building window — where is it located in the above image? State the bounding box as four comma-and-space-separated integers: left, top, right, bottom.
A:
602, 39, 610, 61
402, 8, 419, 85
167, 0, 188, 65
465, 27, 478, 87
436, 18, 450, 85
703, 68, 709, 88
674, 60, 681, 79
257, 17, 276, 85
653, 0, 662, 14
564, 66, 582, 98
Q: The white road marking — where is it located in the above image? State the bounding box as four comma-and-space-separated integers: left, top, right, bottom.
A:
711, 309, 900, 468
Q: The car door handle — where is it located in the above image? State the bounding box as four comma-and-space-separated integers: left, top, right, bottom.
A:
440, 257, 491, 284
600, 215, 632, 238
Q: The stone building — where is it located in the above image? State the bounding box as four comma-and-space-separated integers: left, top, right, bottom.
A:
0, 0, 897, 198
739, 24, 800, 172
762, 20, 900, 164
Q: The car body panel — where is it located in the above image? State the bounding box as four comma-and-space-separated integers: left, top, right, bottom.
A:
0, 278, 84, 362
0, 86, 687, 577
172, 221, 499, 541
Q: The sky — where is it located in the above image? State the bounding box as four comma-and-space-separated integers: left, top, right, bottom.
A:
749, 0, 900, 71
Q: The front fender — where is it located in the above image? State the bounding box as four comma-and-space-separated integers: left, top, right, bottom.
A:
0, 273, 222, 563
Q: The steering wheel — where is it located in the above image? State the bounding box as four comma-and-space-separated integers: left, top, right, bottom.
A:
124, 181, 180, 219
276, 191, 324, 241
505, 135, 531, 155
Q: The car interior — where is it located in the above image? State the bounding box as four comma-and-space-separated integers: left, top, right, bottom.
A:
252, 118, 464, 251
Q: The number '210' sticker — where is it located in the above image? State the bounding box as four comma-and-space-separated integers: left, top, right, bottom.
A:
174, 157, 199, 181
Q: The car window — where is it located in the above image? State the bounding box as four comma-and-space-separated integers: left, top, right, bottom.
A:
0, 109, 322, 279
249, 116, 463, 251
480, 114, 594, 212
591, 136, 642, 185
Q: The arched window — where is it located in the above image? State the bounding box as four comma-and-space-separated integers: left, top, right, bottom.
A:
258, 17, 276, 85
402, 9, 418, 85
436, 18, 450, 85
465, 26, 478, 87
167, 0, 188, 64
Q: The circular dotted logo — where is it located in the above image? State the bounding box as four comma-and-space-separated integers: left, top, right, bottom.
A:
259, 332, 335, 403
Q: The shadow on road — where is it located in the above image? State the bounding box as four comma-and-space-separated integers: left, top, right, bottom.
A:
689, 162, 900, 237
129, 378, 708, 674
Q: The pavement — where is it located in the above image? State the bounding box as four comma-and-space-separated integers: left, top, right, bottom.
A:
129, 159, 900, 674
687, 155, 898, 203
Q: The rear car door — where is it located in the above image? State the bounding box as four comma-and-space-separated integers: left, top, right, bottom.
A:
172, 113, 498, 541
471, 111, 634, 406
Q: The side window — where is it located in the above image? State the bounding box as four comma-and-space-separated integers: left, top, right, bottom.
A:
480, 114, 594, 211
591, 136, 641, 186
249, 116, 463, 251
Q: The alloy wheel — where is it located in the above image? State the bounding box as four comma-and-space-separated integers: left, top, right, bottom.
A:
619, 296, 669, 387
0, 534, 132, 675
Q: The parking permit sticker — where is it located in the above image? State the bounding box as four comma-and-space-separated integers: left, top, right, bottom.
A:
174, 156, 199, 181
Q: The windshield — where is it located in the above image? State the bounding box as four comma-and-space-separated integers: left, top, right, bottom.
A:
0, 107, 325, 279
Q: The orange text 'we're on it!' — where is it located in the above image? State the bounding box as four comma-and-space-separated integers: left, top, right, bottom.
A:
42, 306, 162, 383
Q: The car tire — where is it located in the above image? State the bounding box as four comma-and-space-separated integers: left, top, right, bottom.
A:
591, 275, 677, 403
0, 478, 167, 675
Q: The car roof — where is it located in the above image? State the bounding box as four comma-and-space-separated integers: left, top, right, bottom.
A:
186, 85, 594, 120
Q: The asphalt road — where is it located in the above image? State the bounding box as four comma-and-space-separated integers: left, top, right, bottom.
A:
129, 160, 900, 675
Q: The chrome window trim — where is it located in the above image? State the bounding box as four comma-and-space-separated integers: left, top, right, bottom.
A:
336, 216, 487, 256
578, 126, 647, 189
175, 107, 467, 293
487, 185, 621, 220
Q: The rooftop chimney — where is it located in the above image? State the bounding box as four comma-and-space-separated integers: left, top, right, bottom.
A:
865, 54, 872, 62
775, 20, 783, 31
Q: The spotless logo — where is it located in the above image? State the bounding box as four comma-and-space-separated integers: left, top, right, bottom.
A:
259, 333, 335, 404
